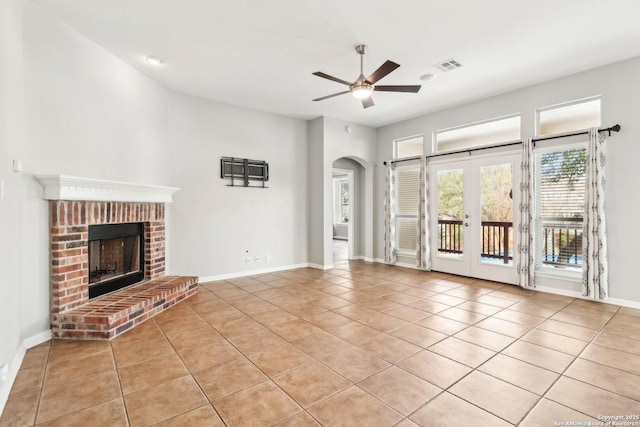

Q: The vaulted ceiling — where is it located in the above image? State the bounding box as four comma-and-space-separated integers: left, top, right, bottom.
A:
33, 0, 640, 127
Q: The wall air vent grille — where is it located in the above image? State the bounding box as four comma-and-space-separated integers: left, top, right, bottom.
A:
435, 59, 462, 72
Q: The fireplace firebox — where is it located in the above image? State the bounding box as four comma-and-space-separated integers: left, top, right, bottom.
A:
88, 222, 144, 299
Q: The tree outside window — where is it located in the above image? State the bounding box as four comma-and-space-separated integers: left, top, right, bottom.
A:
340, 181, 349, 223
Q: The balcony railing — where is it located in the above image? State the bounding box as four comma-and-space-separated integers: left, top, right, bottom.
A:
437, 218, 583, 268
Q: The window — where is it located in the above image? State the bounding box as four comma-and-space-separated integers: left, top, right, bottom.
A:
535, 145, 586, 271
434, 115, 521, 153
333, 178, 349, 224
538, 98, 601, 136
394, 166, 420, 253
394, 136, 423, 159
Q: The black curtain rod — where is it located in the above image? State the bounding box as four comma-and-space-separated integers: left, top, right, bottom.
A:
532, 124, 621, 143
426, 140, 523, 159
383, 124, 621, 166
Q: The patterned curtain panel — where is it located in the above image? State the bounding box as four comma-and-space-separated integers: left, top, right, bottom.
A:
417, 156, 431, 270
582, 128, 608, 299
517, 138, 535, 288
384, 162, 398, 264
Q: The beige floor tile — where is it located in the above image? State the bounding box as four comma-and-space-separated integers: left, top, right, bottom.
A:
427, 293, 467, 306
165, 326, 225, 351
591, 331, 640, 356
509, 300, 559, 318
274, 411, 321, 426
560, 302, 617, 319
417, 315, 468, 335
48, 338, 111, 362
438, 307, 487, 325
188, 299, 229, 315
212, 315, 265, 338
394, 419, 420, 427
383, 306, 431, 322
357, 334, 422, 363
449, 371, 539, 424
321, 347, 390, 382
388, 324, 447, 348
292, 331, 354, 359
398, 350, 472, 389
156, 315, 209, 337
8, 365, 45, 398
110, 320, 165, 346
580, 343, 640, 375
475, 317, 531, 338
153, 404, 224, 426
407, 299, 450, 314
19, 344, 50, 370
37, 371, 121, 423
45, 345, 115, 386
428, 337, 495, 368
248, 343, 314, 377
478, 354, 559, 395
402, 287, 437, 299
194, 357, 267, 401
551, 311, 609, 330
537, 319, 598, 341
302, 311, 352, 329
0, 390, 40, 427
274, 361, 351, 408
474, 294, 516, 308
328, 322, 382, 345
178, 341, 242, 373
456, 301, 503, 315
118, 353, 189, 395
502, 340, 574, 373
214, 381, 300, 426
111, 334, 175, 367
36, 398, 127, 427
410, 392, 512, 427
358, 366, 441, 415
602, 318, 640, 341
269, 319, 323, 341
520, 398, 597, 427
228, 328, 287, 355
493, 309, 546, 327
520, 328, 588, 356
359, 313, 411, 333
124, 375, 207, 427
308, 386, 403, 426
546, 377, 640, 419
565, 357, 640, 400
235, 300, 277, 315
453, 326, 516, 351
250, 308, 299, 326
198, 305, 245, 324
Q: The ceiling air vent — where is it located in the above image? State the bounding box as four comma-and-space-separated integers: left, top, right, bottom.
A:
435, 59, 462, 72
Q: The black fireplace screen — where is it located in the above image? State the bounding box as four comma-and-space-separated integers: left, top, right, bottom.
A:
88, 223, 144, 299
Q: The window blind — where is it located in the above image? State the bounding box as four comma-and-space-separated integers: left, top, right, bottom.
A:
395, 167, 420, 252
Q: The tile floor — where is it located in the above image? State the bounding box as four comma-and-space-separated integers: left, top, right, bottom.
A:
2, 261, 640, 426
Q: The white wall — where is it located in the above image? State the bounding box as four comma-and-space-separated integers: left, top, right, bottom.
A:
1, 0, 170, 409
165, 93, 309, 278
376, 56, 640, 303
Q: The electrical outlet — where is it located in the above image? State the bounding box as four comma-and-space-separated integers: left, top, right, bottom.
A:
254, 256, 260, 263
1, 363, 8, 381
245, 257, 251, 264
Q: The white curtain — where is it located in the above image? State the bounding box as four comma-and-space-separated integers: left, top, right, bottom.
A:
417, 156, 431, 270
384, 162, 397, 264
517, 138, 535, 289
582, 128, 608, 299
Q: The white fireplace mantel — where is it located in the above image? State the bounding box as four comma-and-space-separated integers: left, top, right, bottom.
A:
35, 175, 180, 203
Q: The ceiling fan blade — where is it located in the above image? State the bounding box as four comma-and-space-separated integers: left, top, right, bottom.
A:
365, 60, 400, 84
312, 90, 350, 102
362, 97, 375, 109
312, 71, 352, 86
374, 85, 422, 93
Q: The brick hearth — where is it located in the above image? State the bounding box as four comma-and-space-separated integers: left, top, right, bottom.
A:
48, 200, 197, 339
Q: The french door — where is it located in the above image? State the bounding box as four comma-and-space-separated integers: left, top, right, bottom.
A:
429, 153, 520, 284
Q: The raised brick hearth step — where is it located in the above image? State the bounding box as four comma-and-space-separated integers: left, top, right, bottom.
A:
51, 276, 198, 340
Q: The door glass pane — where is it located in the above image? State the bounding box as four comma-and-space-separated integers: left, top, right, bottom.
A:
480, 163, 513, 265
437, 169, 464, 257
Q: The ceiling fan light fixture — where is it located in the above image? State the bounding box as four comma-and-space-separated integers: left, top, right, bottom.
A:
351, 84, 373, 99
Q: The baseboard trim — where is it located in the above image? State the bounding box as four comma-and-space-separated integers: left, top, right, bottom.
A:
199, 263, 317, 283
534, 285, 640, 309
0, 329, 52, 417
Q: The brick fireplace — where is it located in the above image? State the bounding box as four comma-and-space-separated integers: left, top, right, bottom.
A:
37, 175, 198, 340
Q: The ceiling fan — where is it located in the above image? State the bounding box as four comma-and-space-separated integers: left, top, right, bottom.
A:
312, 44, 421, 109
